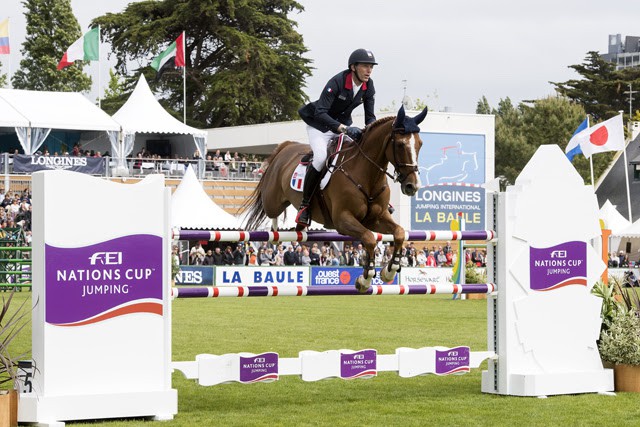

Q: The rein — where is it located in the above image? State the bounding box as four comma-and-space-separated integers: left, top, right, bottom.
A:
326, 124, 416, 202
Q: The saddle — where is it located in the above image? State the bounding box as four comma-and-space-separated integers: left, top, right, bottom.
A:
290, 134, 350, 192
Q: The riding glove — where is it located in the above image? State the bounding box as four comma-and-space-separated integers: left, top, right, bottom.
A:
345, 126, 362, 141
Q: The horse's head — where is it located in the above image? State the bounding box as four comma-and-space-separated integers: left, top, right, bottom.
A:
387, 105, 428, 196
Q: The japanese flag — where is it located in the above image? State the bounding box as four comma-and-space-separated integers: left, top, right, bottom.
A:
575, 114, 625, 159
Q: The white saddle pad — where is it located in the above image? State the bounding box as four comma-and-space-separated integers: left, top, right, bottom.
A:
290, 134, 349, 192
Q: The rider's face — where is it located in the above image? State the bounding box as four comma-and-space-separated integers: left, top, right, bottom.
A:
352, 63, 374, 84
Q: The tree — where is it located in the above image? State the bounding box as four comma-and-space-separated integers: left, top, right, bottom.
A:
476, 96, 491, 115
485, 95, 608, 185
12, 0, 92, 92
551, 51, 640, 122
0, 63, 6, 88
100, 69, 130, 115
93, 0, 311, 128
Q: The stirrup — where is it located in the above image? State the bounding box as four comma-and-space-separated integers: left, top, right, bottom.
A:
295, 205, 311, 227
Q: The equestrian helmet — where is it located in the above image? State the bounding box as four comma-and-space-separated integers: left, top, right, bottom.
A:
348, 49, 377, 67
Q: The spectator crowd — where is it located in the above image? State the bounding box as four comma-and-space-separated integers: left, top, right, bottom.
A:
184, 240, 488, 268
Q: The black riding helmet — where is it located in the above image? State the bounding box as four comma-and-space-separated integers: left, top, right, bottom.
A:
348, 49, 378, 68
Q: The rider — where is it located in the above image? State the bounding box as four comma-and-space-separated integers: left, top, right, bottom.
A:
295, 48, 378, 228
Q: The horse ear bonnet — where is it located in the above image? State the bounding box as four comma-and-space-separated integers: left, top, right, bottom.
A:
394, 105, 428, 134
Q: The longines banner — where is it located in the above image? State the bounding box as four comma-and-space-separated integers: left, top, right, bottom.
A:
13, 154, 105, 174
414, 132, 486, 231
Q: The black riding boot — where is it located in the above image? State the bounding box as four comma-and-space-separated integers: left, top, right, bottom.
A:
296, 166, 322, 229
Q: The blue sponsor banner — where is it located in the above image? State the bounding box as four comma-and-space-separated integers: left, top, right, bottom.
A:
418, 133, 486, 186
412, 184, 485, 231
175, 265, 214, 285
310, 267, 398, 286
413, 132, 486, 231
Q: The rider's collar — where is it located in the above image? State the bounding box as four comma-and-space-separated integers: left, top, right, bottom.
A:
345, 72, 367, 91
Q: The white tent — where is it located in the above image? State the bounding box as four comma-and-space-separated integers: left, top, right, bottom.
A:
235, 204, 325, 231
171, 165, 240, 229
0, 96, 28, 128
0, 88, 120, 154
600, 200, 631, 234
112, 75, 207, 174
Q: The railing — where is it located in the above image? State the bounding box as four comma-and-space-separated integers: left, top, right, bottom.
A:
0, 153, 266, 182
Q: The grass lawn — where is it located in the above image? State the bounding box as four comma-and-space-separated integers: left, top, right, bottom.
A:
6, 290, 640, 426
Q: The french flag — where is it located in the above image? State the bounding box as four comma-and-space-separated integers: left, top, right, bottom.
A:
291, 171, 303, 190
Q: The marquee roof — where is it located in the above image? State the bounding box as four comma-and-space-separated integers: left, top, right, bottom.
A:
0, 88, 119, 131
113, 74, 206, 137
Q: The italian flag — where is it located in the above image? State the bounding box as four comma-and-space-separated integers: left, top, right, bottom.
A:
151, 32, 185, 76
57, 27, 99, 70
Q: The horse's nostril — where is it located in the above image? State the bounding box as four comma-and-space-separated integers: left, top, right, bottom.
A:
404, 183, 416, 195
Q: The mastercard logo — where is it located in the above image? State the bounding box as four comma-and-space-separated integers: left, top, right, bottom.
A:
340, 271, 351, 284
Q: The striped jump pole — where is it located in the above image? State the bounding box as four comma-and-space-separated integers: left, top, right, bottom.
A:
173, 229, 496, 243
171, 283, 496, 299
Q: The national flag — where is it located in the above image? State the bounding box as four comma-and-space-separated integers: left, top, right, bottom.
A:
574, 114, 625, 159
57, 27, 99, 70
565, 117, 588, 161
151, 32, 185, 77
0, 18, 9, 54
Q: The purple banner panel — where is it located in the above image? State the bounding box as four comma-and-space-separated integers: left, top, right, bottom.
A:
529, 241, 587, 291
340, 350, 377, 380
239, 352, 279, 383
45, 234, 163, 326
435, 346, 470, 375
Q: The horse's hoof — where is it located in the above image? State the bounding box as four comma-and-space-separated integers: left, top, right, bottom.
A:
379, 263, 397, 283
355, 276, 371, 294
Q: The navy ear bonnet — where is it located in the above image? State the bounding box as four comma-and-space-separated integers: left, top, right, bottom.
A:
394, 105, 428, 133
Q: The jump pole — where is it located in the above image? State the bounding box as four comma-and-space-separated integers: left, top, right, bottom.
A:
173, 229, 496, 243
171, 283, 496, 298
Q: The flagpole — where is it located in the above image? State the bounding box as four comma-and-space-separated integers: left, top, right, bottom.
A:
588, 116, 594, 186
621, 111, 633, 222
7, 18, 12, 86
183, 31, 186, 124
98, 25, 101, 109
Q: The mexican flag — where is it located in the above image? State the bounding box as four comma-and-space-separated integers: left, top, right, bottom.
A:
57, 27, 99, 70
151, 32, 185, 78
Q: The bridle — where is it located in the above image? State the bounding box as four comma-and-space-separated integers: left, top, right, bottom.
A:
326, 124, 419, 202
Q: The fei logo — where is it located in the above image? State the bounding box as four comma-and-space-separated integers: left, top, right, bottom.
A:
88, 252, 123, 265
550, 250, 567, 258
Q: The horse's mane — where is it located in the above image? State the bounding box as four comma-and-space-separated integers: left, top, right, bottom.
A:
363, 115, 395, 136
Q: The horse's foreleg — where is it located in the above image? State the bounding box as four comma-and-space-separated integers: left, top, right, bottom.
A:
375, 213, 406, 283
336, 216, 377, 293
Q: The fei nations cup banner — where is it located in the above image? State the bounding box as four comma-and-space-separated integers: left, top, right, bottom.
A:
23, 171, 177, 424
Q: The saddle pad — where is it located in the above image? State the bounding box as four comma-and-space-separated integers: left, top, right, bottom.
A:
289, 134, 349, 192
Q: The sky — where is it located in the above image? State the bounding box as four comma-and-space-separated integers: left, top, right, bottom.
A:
3, 0, 640, 114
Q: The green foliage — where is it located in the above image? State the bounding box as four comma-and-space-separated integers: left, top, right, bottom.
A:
93, 0, 312, 128
12, 0, 92, 92
479, 95, 611, 185
475, 96, 491, 114
0, 289, 31, 389
591, 280, 618, 329
599, 310, 640, 365
465, 262, 487, 284
0, 63, 6, 88
100, 69, 129, 115
552, 51, 640, 123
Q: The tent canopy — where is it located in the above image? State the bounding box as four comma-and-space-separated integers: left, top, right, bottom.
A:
0, 96, 29, 128
0, 88, 119, 131
171, 165, 240, 229
113, 75, 206, 137
600, 199, 631, 234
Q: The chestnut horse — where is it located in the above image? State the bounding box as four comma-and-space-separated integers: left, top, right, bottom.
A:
243, 106, 427, 292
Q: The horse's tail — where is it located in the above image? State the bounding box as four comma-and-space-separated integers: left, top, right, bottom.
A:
241, 141, 298, 230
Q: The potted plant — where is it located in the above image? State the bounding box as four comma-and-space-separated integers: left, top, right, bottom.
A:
597, 278, 640, 392
0, 288, 32, 426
